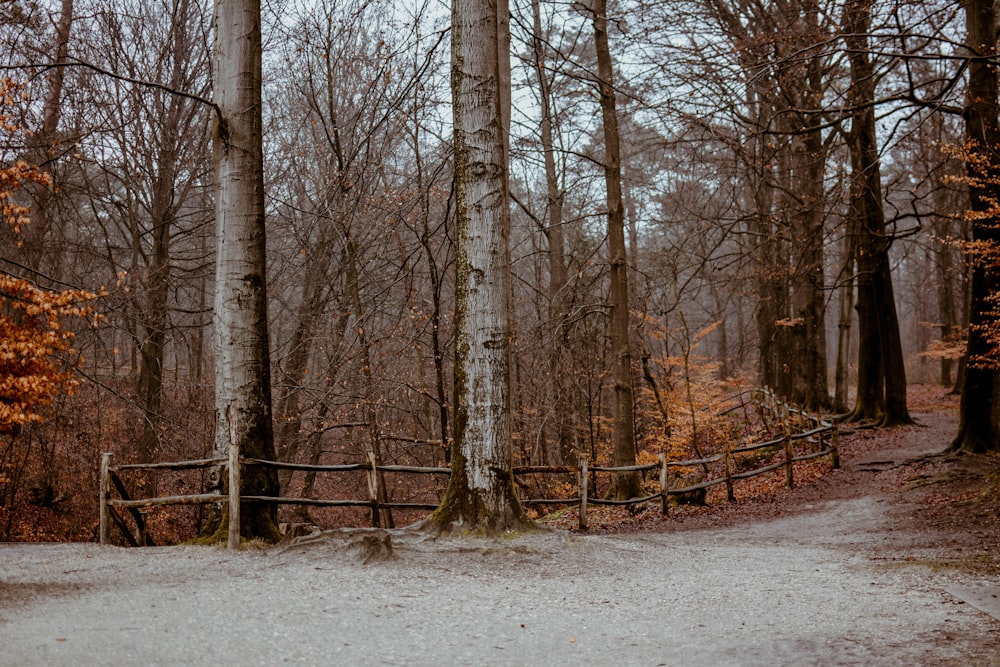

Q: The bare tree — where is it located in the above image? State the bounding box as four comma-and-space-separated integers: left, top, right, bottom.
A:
843, 0, 913, 425
587, 0, 642, 499
528, 0, 574, 465
23, 0, 74, 277
203, 0, 281, 542
422, 0, 534, 534
952, 0, 1000, 453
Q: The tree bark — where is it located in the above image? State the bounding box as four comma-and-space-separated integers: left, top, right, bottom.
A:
935, 212, 958, 387
833, 220, 855, 414
843, 0, 913, 426
784, 12, 830, 410
590, 0, 642, 500
202, 0, 281, 542
422, 0, 533, 534
136, 0, 203, 506
24, 0, 74, 277
530, 0, 574, 466
952, 0, 1000, 453
274, 235, 337, 492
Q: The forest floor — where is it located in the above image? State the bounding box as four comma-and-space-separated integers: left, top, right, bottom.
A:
580, 386, 1000, 579
2, 387, 999, 665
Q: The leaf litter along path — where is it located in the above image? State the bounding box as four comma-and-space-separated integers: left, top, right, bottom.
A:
2, 403, 1000, 665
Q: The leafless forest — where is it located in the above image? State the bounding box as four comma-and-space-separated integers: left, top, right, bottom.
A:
1, 0, 995, 542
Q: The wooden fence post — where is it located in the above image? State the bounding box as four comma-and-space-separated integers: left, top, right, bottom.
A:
757, 390, 769, 431
366, 451, 380, 528
99, 452, 112, 545
659, 452, 669, 515
578, 458, 588, 531
831, 427, 841, 469
724, 441, 735, 502
228, 442, 241, 550
784, 433, 794, 489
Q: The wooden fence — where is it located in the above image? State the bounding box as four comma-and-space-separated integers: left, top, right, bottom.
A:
99, 389, 837, 547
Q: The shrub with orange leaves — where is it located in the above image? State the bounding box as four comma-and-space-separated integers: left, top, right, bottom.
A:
1, 79, 51, 239
0, 274, 96, 429
0, 77, 98, 431
941, 142, 1000, 368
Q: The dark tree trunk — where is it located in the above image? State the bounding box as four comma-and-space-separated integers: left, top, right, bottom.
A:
274, 235, 337, 492
785, 17, 830, 411
851, 252, 884, 420
833, 219, 855, 414
843, 0, 913, 425
753, 209, 787, 394
590, 0, 642, 500
952, 0, 1000, 453
873, 261, 912, 425
531, 0, 574, 466
24, 0, 74, 277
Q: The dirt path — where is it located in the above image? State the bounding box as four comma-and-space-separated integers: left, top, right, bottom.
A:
1, 411, 998, 666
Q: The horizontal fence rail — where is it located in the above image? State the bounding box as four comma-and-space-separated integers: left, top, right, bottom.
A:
99, 389, 838, 547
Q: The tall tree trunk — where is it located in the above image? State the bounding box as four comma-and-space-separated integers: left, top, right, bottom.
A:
531, 0, 574, 465
708, 0, 787, 396
422, 0, 533, 534
418, 204, 450, 464
135, 0, 201, 510
345, 232, 393, 528
833, 222, 855, 413
24, 0, 74, 276
590, 0, 642, 500
752, 184, 785, 393
410, 99, 451, 464
785, 19, 830, 410
202, 0, 280, 542
935, 212, 958, 387
274, 235, 338, 492
952, 0, 1000, 453
843, 0, 912, 425
134, 135, 172, 505
19, 0, 75, 508
874, 259, 912, 425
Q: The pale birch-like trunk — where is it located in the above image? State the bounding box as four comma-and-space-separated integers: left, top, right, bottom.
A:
203, 0, 280, 542
422, 0, 533, 534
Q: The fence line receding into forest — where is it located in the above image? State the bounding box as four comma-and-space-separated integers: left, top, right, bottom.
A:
99, 388, 838, 547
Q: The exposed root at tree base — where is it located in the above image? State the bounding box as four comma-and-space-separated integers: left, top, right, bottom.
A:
275, 527, 396, 564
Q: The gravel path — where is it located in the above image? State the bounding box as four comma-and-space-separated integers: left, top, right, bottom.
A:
2, 414, 999, 666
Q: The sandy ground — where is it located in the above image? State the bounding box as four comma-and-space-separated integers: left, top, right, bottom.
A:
2, 412, 999, 666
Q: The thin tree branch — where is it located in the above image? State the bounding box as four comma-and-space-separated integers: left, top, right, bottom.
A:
3, 58, 222, 126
